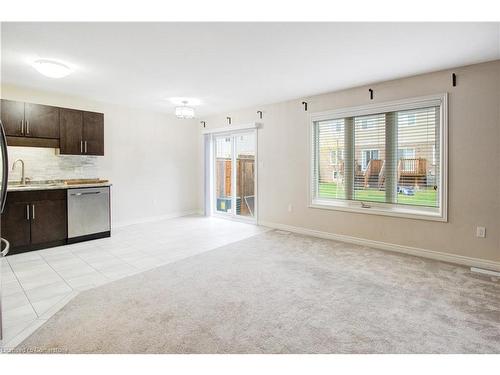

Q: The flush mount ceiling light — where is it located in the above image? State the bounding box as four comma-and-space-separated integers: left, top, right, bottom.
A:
168, 97, 200, 119
175, 101, 195, 119
32, 59, 73, 78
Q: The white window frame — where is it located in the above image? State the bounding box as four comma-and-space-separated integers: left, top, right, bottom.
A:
309, 93, 448, 222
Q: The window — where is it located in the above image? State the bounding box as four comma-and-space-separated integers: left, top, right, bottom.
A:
398, 148, 415, 159
361, 149, 380, 171
311, 94, 447, 221
329, 149, 344, 165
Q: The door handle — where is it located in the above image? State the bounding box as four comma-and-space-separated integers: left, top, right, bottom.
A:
84, 141, 88, 154
26, 204, 30, 220
80, 140, 83, 154
1, 237, 10, 256
20, 120, 24, 135
26, 120, 30, 135
31, 204, 35, 221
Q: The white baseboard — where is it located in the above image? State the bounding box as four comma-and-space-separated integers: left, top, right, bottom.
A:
113, 209, 201, 229
471, 267, 500, 277
259, 220, 500, 272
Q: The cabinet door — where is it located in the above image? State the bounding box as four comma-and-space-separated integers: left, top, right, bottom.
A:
30, 199, 67, 245
60, 108, 83, 155
83, 111, 104, 156
1, 201, 31, 251
0, 99, 25, 137
24, 103, 60, 139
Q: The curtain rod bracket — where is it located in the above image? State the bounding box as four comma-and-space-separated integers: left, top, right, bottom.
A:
226, 117, 232, 125
452, 73, 457, 87
369, 89, 374, 100
257, 111, 263, 119
200, 121, 206, 128
302, 101, 308, 111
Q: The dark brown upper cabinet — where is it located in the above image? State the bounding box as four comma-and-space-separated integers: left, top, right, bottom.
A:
25, 102, 60, 139
1, 99, 104, 154
60, 109, 104, 156
0, 99, 25, 136
60, 108, 84, 155
83, 111, 104, 156
1, 99, 60, 148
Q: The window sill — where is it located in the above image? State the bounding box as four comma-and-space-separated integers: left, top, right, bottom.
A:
310, 199, 447, 222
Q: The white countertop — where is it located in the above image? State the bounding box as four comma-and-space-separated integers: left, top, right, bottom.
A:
7, 182, 112, 192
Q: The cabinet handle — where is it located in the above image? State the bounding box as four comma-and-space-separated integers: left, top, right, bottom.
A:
20, 120, 24, 135
80, 140, 83, 154
26, 120, 30, 135
26, 204, 30, 220
84, 141, 88, 154
31, 204, 35, 221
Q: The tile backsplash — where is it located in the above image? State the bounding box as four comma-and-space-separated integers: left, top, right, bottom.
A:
8, 146, 101, 182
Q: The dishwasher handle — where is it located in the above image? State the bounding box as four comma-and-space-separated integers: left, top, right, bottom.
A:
70, 191, 101, 196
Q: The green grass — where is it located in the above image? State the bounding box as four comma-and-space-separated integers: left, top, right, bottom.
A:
319, 182, 438, 207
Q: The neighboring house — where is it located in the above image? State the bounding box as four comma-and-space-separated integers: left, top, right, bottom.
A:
318, 109, 438, 187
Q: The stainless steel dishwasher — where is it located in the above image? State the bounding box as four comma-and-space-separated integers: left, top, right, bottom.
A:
67, 186, 111, 242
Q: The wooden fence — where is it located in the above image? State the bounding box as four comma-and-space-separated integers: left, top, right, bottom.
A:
216, 155, 255, 216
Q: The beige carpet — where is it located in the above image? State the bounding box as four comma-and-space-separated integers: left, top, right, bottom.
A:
15, 230, 500, 353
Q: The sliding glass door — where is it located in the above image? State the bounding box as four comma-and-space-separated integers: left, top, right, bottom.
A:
214, 135, 233, 214
235, 133, 256, 218
213, 131, 256, 221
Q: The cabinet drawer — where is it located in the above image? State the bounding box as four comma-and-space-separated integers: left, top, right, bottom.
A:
7, 189, 67, 203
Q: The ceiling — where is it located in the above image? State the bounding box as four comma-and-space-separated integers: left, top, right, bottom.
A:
1, 22, 499, 116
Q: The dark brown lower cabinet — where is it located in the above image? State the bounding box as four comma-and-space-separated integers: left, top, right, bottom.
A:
1, 190, 67, 255
1, 201, 31, 250
30, 199, 67, 246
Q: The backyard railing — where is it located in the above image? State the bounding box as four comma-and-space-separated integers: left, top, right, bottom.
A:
399, 158, 427, 176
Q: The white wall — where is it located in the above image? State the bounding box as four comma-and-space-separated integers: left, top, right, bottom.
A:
1, 84, 201, 227
203, 60, 500, 265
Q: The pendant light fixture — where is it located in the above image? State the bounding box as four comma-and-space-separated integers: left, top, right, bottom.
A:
175, 101, 195, 119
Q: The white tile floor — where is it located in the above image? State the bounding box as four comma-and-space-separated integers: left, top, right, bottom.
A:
0, 215, 265, 351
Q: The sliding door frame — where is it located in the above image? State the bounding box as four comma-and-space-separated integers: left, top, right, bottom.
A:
206, 124, 259, 224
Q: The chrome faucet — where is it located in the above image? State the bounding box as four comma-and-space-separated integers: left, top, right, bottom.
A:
12, 159, 27, 185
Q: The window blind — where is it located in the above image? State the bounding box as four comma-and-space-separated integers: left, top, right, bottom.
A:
316, 119, 345, 199
312, 102, 441, 212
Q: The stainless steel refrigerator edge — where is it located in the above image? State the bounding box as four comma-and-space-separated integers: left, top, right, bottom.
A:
0, 120, 11, 342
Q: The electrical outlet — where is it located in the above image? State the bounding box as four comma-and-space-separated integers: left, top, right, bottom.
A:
288, 204, 293, 213
476, 226, 486, 238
